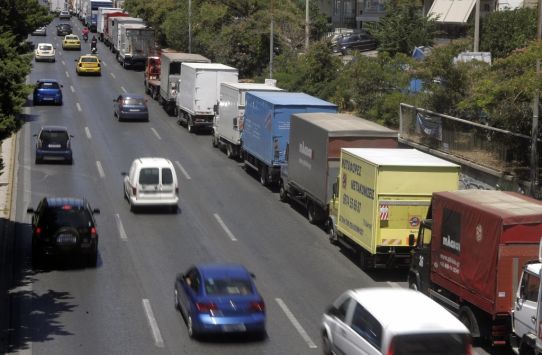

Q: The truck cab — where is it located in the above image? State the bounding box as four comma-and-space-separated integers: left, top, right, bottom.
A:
408, 218, 432, 294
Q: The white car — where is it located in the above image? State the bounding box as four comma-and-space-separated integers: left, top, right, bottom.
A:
34, 43, 55, 62
122, 157, 179, 213
59, 10, 70, 19
321, 288, 472, 355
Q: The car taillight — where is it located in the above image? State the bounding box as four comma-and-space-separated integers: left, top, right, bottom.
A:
175, 187, 179, 194
132, 186, 137, 195
386, 339, 395, 355
34, 226, 42, 237
250, 300, 265, 312
196, 302, 218, 313
79, 63, 82, 67
90, 226, 97, 238
465, 339, 473, 355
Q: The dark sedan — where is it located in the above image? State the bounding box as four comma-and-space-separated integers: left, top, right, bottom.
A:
34, 125, 73, 164
174, 264, 266, 339
33, 79, 63, 105
56, 23, 72, 36
113, 93, 149, 121
332, 32, 377, 55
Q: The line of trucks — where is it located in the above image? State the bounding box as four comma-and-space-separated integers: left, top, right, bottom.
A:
60, 4, 542, 351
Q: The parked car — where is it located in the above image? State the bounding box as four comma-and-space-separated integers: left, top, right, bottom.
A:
33, 79, 63, 105
34, 43, 55, 62
34, 126, 73, 164
59, 10, 70, 19
32, 26, 47, 36
174, 264, 266, 339
56, 23, 72, 36
122, 157, 179, 212
113, 93, 149, 121
332, 32, 377, 55
27, 197, 100, 266
62, 34, 80, 50
75, 55, 101, 76
321, 288, 472, 355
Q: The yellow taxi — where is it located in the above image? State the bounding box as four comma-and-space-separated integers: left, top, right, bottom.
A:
62, 34, 81, 50
75, 55, 101, 76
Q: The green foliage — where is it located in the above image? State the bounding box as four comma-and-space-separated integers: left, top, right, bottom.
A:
479, 8, 536, 59
0, 0, 52, 43
368, 1, 438, 56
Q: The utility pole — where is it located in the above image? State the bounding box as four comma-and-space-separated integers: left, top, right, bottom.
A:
531, 0, 542, 196
188, 0, 192, 53
269, 0, 274, 79
473, 0, 480, 51
305, 0, 309, 50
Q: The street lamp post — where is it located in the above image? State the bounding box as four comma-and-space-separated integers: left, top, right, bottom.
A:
188, 0, 192, 53
530, 0, 542, 196
305, 0, 309, 50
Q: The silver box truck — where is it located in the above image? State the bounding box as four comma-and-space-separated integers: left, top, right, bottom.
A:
109, 16, 143, 53
116, 24, 154, 68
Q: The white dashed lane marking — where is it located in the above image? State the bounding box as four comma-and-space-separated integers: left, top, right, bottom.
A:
121, 86, 127, 93
174, 161, 191, 180
114, 213, 128, 240
84, 126, 91, 139
110, 72, 116, 79
275, 298, 317, 349
76, 103, 82, 112
151, 128, 161, 140
213, 213, 237, 242
142, 299, 164, 348
96, 161, 105, 178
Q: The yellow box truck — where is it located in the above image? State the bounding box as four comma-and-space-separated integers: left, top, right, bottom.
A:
330, 148, 460, 269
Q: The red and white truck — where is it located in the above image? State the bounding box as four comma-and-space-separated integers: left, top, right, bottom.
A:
408, 190, 542, 346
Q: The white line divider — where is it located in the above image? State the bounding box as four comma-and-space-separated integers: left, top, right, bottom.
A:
110, 72, 116, 79
102, 60, 107, 67
275, 298, 318, 349
70, 85, 75, 93
96, 161, 105, 178
213, 213, 237, 241
174, 160, 191, 180
150, 128, 161, 140
61, 60, 66, 65
84, 126, 92, 139
114, 213, 128, 240
120, 86, 127, 93
76, 102, 82, 112
65, 71, 70, 78
142, 299, 164, 348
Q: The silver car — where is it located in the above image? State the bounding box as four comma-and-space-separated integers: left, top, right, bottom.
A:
113, 93, 149, 122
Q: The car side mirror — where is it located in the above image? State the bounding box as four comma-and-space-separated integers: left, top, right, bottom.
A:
69, 135, 74, 138
33, 134, 37, 137
60, 85, 63, 88
250, 272, 256, 279
93, 208, 100, 214
74, 59, 78, 62
26, 207, 35, 214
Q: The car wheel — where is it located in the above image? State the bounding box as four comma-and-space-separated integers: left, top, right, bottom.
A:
322, 333, 334, 355
87, 249, 98, 267
129, 201, 136, 213
35, 157, 41, 164
31, 241, 43, 268
67, 158, 73, 165
187, 315, 197, 339
174, 289, 180, 310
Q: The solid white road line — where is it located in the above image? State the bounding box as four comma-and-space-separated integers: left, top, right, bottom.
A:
275, 298, 318, 349
96, 161, 105, 178
213, 213, 237, 242
76, 102, 82, 112
70, 85, 75, 93
150, 128, 161, 140
174, 160, 191, 180
142, 299, 164, 348
120, 86, 127, 93
387, 281, 401, 288
65, 70, 70, 78
114, 213, 128, 241
110, 72, 116, 79
84, 126, 92, 139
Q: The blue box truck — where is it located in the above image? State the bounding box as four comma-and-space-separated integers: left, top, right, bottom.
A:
241, 92, 337, 185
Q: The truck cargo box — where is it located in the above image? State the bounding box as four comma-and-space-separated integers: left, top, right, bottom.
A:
242, 92, 337, 169
429, 190, 542, 316
286, 112, 398, 209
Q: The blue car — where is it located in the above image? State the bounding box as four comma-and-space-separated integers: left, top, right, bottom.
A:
34, 125, 73, 164
33, 79, 63, 105
174, 264, 266, 339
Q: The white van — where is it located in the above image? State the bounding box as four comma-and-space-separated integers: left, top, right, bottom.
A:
122, 157, 179, 212
321, 288, 472, 355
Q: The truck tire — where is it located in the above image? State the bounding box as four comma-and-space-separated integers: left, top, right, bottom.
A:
279, 181, 288, 202
458, 306, 480, 338
260, 166, 268, 186
307, 203, 324, 224
188, 118, 195, 133
358, 249, 373, 270
226, 144, 234, 159
212, 135, 219, 148
144, 82, 150, 94
328, 220, 338, 244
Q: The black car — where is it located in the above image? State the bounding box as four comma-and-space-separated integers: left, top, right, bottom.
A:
332, 32, 377, 55
56, 23, 72, 36
34, 126, 73, 164
27, 197, 100, 266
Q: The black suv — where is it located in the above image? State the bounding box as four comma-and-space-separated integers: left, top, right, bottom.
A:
27, 197, 100, 266
332, 32, 377, 55
56, 23, 72, 36
34, 126, 73, 164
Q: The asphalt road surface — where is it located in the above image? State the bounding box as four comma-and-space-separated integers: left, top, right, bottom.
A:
5, 16, 505, 355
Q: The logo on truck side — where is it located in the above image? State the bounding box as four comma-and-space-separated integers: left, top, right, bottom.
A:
299, 141, 313, 159
441, 208, 461, 255
442, 234, 461, 253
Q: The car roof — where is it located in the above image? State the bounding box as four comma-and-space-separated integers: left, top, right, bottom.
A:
196, 264, 250, 279
134, 157, 173, 167
37, 79, 59, 83
121, 93, 145, 99
65, 34, 78, 37
37, 43, 53, 46
80, 55, 99, 59
347, 288, 469, 334
44, 197, 86, 208
247, 91, 337, 107
40, 125, 68, 132
58, 23, 71, 27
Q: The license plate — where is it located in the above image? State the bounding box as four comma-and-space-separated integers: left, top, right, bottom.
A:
222, 324, 246, 332
43, 97, 53, 101
129, 109, 140, 112
48, 144, 61, 148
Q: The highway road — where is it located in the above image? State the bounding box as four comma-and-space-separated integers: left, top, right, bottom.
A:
5, 16, 502, 355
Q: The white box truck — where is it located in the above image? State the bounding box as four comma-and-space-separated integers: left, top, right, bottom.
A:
212, 82, 282, 159
109, 16, 143, 53
176, 63, 238, 133
97, 7, 121, 41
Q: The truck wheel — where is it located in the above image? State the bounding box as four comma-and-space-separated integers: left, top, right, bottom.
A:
260, 166, 268, 186
226, 144, 234, 159
458, 306, 480, 337
188, 118, 195, 133
328, 221, 338, 244
212, 136, 219, 148
307, 203, 323, 224
358, 250, 371, 270
144, 83, 150, 94
279, 182, 288, 202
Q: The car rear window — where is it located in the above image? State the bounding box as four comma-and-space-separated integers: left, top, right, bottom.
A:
81, 57, 98, 63
391, 333, 470, 355
139, 168, 159, 185
43, 206, 93, 229
38, 82, 60, 89
204, 277, 253, 296
41, 130, 68, 144
123, 98, 145, 105
38, 45, 53, 50
162, 168, 173, 184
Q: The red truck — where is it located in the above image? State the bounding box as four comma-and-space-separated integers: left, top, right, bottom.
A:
103, 12, 129, 48
144, 53, 161, 100
408, 190, 542, 346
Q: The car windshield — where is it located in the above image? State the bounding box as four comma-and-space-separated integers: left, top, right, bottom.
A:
41, 130, 68, 144
139, 168, 159, 185
66, 36, 78, 40
204, 277, 253, 296
43, 206, 92, 229
38, 45, 53, 51
81, 57, 98, 63
391, 333, 469, 355
123, 98, 145, 105
38, 82, 60, 89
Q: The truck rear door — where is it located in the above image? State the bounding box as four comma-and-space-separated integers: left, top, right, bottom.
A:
378, 198, 430, 247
